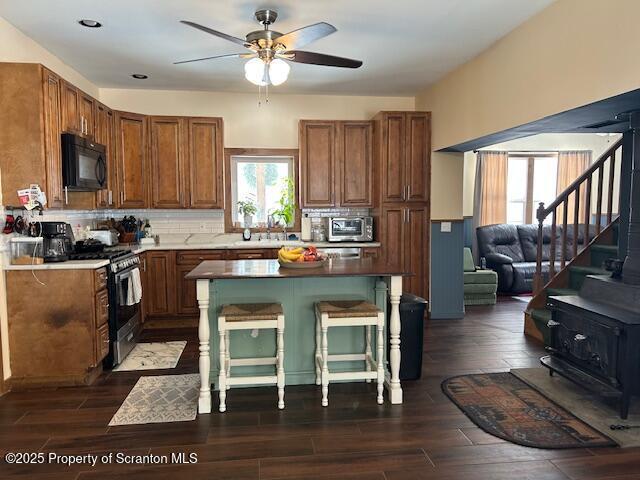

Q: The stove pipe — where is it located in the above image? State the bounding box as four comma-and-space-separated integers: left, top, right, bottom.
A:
622, 112, 640, 284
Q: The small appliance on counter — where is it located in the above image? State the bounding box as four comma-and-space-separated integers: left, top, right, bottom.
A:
86, 229, 119, 246
326, 216, 373, 242
9, 237, 44, 265
41, 221, 74, 262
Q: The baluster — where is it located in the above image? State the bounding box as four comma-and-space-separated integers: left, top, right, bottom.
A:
535, 202, 545, 294
607, 152, 616, 225
596, 163, 604, 233
573, 186, 580, 258
584, 174, 592, 248
549, 208, 557, 279
561, 198, 568, 270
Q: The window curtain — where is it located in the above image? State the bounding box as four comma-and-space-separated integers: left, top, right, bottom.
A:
472, 151, 508, 261
556, 151, 591, 222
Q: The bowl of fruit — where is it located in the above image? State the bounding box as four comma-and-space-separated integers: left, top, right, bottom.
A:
278, 246, 327, 268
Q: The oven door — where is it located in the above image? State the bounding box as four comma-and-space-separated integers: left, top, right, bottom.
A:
112, 267, 142, 365
328, 218, 365, 242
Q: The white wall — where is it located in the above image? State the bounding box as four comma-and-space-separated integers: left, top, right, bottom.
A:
463, 133, 622, 217
100, 88, 414, 148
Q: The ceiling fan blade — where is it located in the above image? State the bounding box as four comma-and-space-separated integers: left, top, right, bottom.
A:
180, 21, 255, 50
274, 22, 336, 50
284, 51, 363, 68
174, 53, 255, 65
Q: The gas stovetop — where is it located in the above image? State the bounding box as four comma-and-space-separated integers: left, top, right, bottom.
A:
68, 248, 132, 261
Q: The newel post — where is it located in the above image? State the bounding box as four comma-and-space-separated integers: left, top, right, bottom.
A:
622, 112, 640, 285
534, 202, 546, 294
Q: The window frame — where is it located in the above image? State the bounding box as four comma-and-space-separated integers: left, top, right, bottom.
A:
224, 148, 301, 233
507, 152, 558, 225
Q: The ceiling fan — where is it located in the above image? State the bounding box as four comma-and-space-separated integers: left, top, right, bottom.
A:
175, 9, 363, 87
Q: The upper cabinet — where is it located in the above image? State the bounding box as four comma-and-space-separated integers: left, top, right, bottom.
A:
375, 111, 431, 204
60, 80, 95, 139
188, 117, 224, 209
114, 111, 149, 208
299, 120, 373, 208
95, 102, 115, 208
42, 68, 64, 209
79, 92, 95, 139
150, 116, 187, 208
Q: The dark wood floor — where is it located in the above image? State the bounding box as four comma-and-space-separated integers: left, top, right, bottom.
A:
1, 298, 638, 479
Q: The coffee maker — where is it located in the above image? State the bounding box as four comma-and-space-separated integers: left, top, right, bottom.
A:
40, 222, 74, 262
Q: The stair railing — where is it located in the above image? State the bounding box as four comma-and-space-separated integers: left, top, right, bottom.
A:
534, 139, 623, 294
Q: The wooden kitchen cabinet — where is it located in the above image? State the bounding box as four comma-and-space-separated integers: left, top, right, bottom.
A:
381, 206, 405, 271
299, 120, 373, 208
300, 120, 336, 207
114, 111, 149, 208
6, 267, 110, 387
146, 251, 176, 316
95, 102, 115, 208
362, 247, 380, 259
79, 92, 95, 139
150, 116, 187, 208
60, 79, 81, 134
176, 263, 199, 315
42, 67, 64, 209
188, 117, 224, 209
375, 111, 430, 204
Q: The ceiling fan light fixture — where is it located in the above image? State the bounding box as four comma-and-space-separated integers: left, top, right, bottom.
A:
244, 58, 267, 86
269, 59, 290, 86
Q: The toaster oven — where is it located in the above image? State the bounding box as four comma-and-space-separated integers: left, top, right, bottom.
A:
326, 217, 373, 242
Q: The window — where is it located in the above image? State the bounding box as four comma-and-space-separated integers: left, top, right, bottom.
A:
506, 154, 558, 224
230, 155, 295, 227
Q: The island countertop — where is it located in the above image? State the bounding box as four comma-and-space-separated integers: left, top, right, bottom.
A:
185, 258, 410, 280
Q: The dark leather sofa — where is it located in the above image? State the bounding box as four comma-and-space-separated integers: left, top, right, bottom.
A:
476, 224, 594, 294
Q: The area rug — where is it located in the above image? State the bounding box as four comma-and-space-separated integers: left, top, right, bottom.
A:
108, 374, 199, 426
113, 341, 187, 371
442, 372, 615, 448
513, 367, 640, 448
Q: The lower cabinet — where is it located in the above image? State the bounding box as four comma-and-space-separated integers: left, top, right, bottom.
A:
6, 267, 110, 387
145, 251, 177, 316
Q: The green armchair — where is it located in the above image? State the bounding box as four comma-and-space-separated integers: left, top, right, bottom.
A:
463, 247, 497, 306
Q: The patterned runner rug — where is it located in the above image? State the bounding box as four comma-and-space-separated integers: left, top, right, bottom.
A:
109, 374, 199, 426
113, 341, 187, 371
442, 372, 616, 448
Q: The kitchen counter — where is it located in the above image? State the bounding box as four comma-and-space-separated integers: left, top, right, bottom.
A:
3, 259, 110, 270
188, 258, 405, 414
132, 240, 380, 254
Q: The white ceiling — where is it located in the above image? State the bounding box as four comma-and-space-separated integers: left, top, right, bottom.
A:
0, 0, 554, 96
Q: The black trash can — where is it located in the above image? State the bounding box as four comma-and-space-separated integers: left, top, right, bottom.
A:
387, 293, 428, 380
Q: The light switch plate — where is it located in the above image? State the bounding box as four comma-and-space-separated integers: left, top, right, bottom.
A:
440, 222, 452, 233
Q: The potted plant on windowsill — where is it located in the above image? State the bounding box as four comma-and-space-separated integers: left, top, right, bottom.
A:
271, 177, 296, 239
237, 199, 258, 228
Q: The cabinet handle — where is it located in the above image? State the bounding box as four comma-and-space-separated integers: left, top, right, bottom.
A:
64, 186, 68, 205
407, 185, 411, 199
120, 191, 124, 205
108, 190, 113, 205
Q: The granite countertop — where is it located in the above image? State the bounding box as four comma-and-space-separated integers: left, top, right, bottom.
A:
131, 239, 380, 254
185, 257, 408, 280
4, 259, 110, 271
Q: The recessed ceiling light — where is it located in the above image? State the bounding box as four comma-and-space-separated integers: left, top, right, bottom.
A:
78, 19, 102, 28
131, 74, 148, 80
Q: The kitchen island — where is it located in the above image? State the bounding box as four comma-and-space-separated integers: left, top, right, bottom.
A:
186, 258, 408, 413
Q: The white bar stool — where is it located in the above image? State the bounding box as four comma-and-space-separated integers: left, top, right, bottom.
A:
314, 300, 385, 407
217, 303, 285, 412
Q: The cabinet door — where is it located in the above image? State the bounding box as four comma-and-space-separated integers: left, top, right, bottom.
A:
405, 113, 430, 203
60, 80, 80, 134
115, 111, 149, 208
381, 113, 406, 203
42, 68, 64, 209
146, 251, 176, 316
176, 264, 199, 315
300, 121, 336, 207
95, 103, 114, 208
79, 92, 95, 138
339, 121, 373, 207
188, 118, 224, 209
381, 206, 405, 271
151, 116, 186, 208
404, 206, 429, 300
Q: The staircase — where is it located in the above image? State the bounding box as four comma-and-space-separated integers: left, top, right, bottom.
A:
525, 139, 623, 343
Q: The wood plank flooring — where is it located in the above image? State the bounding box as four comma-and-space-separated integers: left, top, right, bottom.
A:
0, 299, 635, 479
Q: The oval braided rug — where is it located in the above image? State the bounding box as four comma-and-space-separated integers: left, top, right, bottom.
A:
442, 372, 616, 449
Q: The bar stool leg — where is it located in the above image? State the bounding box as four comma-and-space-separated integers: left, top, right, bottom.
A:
225, 333, 231, 390
315, 313, 321, 385
277, 319, 285, 409
321, 322, 329, 407
365, 325, 372, 383
376, 313, 385, 405
218, 329, 227, 413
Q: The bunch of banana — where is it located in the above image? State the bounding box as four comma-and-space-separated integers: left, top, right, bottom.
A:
278, 247, 304, 263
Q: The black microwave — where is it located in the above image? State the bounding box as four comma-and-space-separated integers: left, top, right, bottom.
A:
61, 133, 107, 191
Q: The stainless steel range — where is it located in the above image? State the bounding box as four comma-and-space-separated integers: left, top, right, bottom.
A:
69, 249, 142, 368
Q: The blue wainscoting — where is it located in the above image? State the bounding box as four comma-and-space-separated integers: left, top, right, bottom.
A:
463, 217, 474, 249
430, 221, 465, 319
